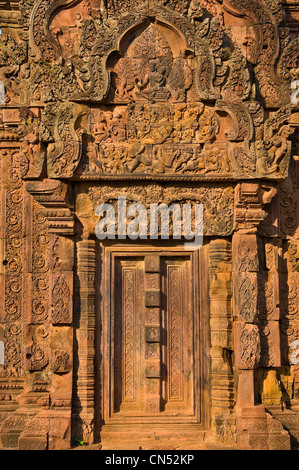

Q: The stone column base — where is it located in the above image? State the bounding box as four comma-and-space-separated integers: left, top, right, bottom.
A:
18, 410, 71, 450
237, 405, 290, 450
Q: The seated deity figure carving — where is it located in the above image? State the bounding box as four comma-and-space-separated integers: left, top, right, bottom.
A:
110, 22, 193, 104
149, 61, 166, 90
109, 109, 126, 142
134, 59, 171, 101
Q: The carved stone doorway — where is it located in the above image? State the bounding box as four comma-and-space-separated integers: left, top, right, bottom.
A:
98, 244, 208, 448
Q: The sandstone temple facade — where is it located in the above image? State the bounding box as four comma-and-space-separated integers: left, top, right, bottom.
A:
0, 0, 298, 450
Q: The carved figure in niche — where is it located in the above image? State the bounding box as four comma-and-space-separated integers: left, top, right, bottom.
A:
149, 60, 166, 89
196, 110, 219, 143
168, 59, 193, 102
181, 104, 202, 142
111, 146, 129, 172
173, 104, 186, 142
110, 108, 126, 142
257, 125, 295, 177
85, 138, 103, 172
112, 57, 135, 102
115, 76, 134, 101
134, 59, 170, 101
109, 22, 193, 104
175, 147, 194, 172
0, 66, 21, 104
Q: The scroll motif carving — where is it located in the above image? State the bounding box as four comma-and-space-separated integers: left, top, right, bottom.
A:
167, 265, 183, 401
237, 274, 258, 323
122, 267, 136, 403
25, 325, 49, 371
0, 31, 28, 105
0, 149, 24, 378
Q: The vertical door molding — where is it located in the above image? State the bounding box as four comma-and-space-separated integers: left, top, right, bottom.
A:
73, 239, 96, 444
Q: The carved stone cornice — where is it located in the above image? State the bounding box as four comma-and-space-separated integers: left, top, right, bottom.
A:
25, 179, 75, 236
234, 181, 278, 234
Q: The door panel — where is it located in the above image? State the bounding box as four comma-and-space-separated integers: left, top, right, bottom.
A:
114, 258, 144, 413
103, 248, 200, 425
161, 258, 193, 414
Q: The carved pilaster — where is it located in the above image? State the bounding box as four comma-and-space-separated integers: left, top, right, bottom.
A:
15, 179, 74, 450
209, 239, 235, 443
232, 230, 266, 449
72, 239, 96, 445
0, 146, 26, 449
232, 228, 289, 449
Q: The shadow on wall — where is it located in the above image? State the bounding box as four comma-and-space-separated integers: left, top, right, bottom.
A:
0, 326, 4, 365
0, 341, 3, 365
0, 81, 4, 105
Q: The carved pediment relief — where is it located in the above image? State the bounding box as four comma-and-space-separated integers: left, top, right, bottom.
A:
0, 0, 296, 181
